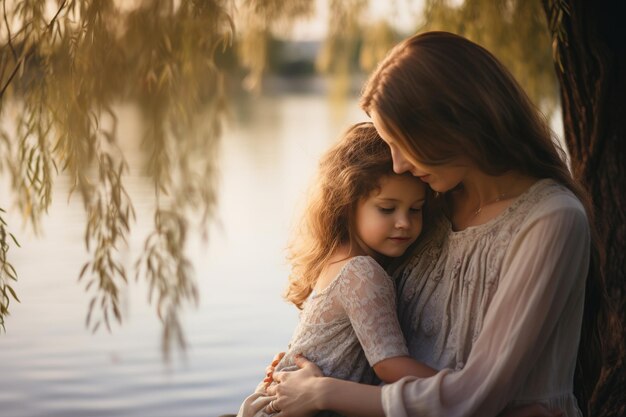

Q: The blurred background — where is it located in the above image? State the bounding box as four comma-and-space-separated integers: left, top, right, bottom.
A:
0, 1, 561, 416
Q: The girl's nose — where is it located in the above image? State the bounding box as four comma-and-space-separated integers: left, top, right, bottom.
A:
395, 214, 410, 229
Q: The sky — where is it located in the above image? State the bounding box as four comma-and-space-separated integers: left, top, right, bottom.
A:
288, 0, 427, 40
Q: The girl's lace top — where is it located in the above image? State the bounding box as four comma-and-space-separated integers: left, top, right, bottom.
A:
382, 179, 589, 417
238, 256, 409, 417
275, 255, 408, 383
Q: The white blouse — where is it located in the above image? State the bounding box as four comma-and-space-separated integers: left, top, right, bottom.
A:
382, 179, 589, 417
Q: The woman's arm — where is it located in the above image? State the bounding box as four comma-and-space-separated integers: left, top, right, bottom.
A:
268, 356, 562, 417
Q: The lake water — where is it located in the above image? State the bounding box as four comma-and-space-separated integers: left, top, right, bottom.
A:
0, 94, 366, 417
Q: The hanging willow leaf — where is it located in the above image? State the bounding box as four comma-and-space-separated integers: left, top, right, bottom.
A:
0, 206, 20, 332
0, 0, 232, 355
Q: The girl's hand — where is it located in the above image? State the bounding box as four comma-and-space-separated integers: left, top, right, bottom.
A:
263, 352, 286, 390
265, 355, 324, 417
499, 404, 564, 417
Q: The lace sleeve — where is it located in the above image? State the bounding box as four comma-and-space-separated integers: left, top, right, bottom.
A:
337, 256, 409, 366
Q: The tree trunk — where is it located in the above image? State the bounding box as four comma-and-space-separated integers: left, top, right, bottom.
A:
542, 1, 626, 416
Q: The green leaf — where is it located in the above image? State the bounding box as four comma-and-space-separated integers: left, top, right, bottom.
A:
6, 285, 20, 303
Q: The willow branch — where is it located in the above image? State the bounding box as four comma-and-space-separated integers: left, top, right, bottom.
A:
3, 0, 17, 60
0, 55, 22, 98
0, 0, 68, 99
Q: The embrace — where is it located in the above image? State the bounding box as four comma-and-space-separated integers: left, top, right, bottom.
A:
234, 31, 592, 417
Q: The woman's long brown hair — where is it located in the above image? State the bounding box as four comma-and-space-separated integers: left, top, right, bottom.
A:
361, 31, 602, 412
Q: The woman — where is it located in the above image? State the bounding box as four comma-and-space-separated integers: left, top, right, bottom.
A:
265, 32, 592, 417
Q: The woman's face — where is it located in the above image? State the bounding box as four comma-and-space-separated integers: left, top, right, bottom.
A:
371, 111, 470, 193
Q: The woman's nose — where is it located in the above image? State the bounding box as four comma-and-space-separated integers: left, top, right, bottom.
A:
390, 148, 414, 174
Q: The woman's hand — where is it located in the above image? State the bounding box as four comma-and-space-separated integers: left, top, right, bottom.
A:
265, 355, 324, 417
263, 352, 286, 390
499, 404, 564, 417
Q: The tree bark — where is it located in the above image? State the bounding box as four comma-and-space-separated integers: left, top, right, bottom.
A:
542, 1, 626, 416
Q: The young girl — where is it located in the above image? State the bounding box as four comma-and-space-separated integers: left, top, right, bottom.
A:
237, 122, 436, 417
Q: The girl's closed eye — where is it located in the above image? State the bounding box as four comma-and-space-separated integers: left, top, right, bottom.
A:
378, 206, 395, 214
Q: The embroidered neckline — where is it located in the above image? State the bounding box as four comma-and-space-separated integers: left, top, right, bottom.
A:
444, 178, 555, 238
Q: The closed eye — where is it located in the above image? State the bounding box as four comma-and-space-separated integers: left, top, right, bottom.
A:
378, 207, 395, 214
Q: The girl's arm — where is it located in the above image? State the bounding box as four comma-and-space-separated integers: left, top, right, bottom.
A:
335, 257, 437, 383
334, 257, 429, 379
373, 355, 437, 382
263, 351, 285, 389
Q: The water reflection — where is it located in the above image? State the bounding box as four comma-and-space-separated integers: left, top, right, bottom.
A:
0, 94, 365, 417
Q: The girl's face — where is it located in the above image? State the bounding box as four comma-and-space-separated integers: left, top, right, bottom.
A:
355, 174, 426, 259
371, 111, 470, 193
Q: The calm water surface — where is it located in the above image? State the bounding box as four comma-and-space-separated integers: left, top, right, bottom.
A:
0, 94, 364, 417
